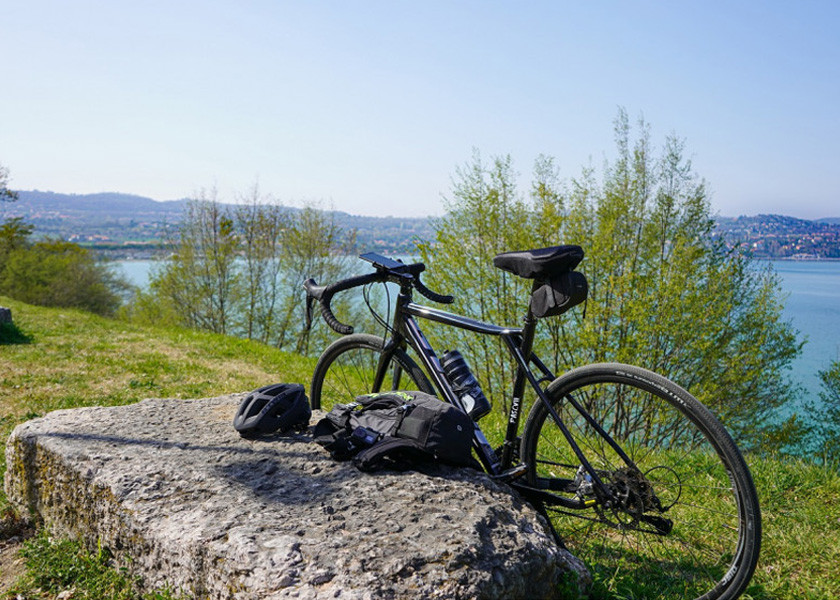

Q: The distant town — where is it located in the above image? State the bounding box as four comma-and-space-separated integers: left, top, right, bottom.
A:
715, 214, 840, 259
4, 191, 434, 257
4, 191, 840, 260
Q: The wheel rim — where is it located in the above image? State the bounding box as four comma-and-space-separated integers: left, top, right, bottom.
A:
314, 341, 429, 411
529, 377, 749, 599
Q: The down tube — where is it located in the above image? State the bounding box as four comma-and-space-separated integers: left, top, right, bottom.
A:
402, 314, 502, 474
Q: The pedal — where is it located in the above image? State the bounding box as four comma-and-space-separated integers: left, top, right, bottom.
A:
492, 463, 528, 482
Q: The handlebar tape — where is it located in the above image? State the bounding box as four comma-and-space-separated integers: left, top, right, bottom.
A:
304, 272, 381, 335
414, 277, 454, 304
303, 266, 453, 335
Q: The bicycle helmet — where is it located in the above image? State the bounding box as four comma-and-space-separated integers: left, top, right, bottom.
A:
233, 383, 311, 437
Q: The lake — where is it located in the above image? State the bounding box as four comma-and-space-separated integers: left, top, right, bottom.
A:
771, 260, 840, 411
112, 258, 840, 412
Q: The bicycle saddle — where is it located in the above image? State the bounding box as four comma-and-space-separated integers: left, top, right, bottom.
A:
492, 245, 584, 279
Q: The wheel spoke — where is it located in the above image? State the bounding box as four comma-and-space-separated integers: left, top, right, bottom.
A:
521, 364, 760, 599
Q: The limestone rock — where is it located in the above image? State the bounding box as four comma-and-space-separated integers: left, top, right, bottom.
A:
5, 395, 589, 599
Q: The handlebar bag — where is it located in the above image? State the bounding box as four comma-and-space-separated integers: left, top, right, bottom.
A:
530, 270, 588, 318
313, 391, 476, 471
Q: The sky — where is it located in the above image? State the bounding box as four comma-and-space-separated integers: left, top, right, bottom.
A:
1, 1, 838, 219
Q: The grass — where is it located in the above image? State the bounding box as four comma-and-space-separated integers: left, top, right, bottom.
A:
1, 296, 840, 598
7, 531, 182, 600
0, 296, 315, 511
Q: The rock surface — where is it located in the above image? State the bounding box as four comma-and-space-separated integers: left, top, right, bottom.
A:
0, 307, 11, 324
5, 395, 589, 599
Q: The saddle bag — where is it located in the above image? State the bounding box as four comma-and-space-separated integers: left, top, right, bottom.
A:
313, 391, 476, 471
529, 270, 588, 318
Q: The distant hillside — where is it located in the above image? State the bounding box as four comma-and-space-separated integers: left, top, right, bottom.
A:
4, 191, 839, 259
3, 191, 186, 246
715, 214, 840, 258
3, 191, 434, 255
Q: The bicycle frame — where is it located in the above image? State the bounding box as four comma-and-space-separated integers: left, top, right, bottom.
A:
306, 251, 763, 599
370, 281, 626, 506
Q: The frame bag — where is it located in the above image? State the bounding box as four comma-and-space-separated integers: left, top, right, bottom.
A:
313, 391, 476, 471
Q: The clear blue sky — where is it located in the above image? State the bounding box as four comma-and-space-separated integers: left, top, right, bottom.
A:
2, 1, 838, 219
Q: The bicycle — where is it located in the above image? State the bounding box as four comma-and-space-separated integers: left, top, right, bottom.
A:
303, 246, 761, 600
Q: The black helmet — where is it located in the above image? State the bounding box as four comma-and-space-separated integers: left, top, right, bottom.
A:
233, 383, 311, 437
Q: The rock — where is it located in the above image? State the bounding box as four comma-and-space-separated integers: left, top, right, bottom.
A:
4, 395, 589, 599
0, 307, 11, 324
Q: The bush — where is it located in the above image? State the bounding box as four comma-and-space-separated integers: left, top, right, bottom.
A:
0, 239, 128, 316
419, 111, 804, 453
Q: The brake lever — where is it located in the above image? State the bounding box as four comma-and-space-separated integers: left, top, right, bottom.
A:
304, 295, 315, 331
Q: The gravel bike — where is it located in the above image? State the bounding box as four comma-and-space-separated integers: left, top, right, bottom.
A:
303, 246, 761, 600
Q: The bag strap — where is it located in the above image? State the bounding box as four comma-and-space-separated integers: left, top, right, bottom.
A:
352, 436, 419, 471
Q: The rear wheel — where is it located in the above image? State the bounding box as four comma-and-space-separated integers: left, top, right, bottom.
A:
520, 363, 761, 600
310, 333, 435, 411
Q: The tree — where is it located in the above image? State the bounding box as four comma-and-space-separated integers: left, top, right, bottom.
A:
276, 204, 357, 354
0, 162, 18, 202
0, 218, 35, 274
420, 110, 803, 452
418, 151, 534, 412
0, 163, 30, 281
149, 191, 241, 334
817, 360, 840, 464
233, 185, 286, 343
137, 188, 357, 353
0, 162, 128, 315
0, 239, 125, 315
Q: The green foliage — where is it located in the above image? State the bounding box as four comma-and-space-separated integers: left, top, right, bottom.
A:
417, 151, 535, 410
7, 530, 182, 599
0, 217, 35, 274
141, 190, 241, 334
1, 172, 128, 317
420, 110, 803, 453
129, 189, 357, 354
816, 360, 840, 465
0, 162, 18, 202
0, 239, 128, 316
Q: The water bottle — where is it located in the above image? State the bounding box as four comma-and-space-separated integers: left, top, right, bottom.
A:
441, 350, 491, 420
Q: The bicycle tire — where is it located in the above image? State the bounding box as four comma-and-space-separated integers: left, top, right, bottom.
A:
310, 333, 436, 411
520, 363, 761, 600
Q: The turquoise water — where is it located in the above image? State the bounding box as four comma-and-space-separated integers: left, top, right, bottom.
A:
113, 258, 840, 408
771, 260, 840, 409
116, 259, 156, 288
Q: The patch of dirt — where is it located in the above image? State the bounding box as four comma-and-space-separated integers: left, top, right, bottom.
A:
0, 516, 34, 595
0, 537, 27, 595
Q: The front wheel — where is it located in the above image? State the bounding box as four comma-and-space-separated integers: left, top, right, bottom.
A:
310, 333, 435, 411
520, 363, 761, 600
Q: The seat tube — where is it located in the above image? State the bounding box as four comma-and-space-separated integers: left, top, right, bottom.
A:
501, 310, 538, 467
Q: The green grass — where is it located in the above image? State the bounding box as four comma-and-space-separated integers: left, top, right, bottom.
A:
7, 530, 182, 599
1, 296, 839, 598
0, 296, 316, 512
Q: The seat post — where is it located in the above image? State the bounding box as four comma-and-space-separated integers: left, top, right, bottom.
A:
518, 281, 541, 360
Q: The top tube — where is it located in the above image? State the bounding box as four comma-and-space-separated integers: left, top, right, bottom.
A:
404, 302, 522, 337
